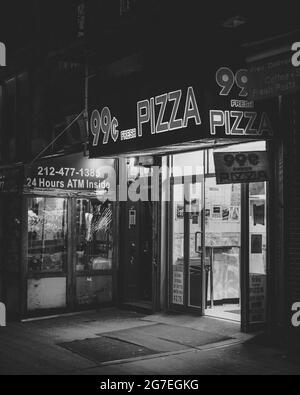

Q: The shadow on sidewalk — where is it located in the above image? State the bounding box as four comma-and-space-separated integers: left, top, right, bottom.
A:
243, 331, 300, 366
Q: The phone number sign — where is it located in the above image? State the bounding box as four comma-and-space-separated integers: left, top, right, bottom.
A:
24, 153, 116, 193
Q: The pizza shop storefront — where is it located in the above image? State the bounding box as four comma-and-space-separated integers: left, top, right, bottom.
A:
89, 69, 282, 332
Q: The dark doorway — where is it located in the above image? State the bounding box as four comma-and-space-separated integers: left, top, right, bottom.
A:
121, 199, 153, 311
120, 158, 155, 312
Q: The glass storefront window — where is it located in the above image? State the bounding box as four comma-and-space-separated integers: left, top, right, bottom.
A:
75, 199, 113, 273
171, 183, 185, 305
27, 197, 67, 274
172, 150, 204, 177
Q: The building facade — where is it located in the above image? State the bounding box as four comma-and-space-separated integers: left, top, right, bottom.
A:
0, 1, 299, 339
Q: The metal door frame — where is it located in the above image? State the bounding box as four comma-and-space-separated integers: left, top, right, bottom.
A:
168, 167, 206, 314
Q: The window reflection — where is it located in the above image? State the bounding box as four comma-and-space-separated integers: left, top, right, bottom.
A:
76, 199, 113, 273
172, 184, 184, 305
28, 198, 67, 273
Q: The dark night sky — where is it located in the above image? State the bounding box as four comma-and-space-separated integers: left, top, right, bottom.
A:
1, 1, 300, 55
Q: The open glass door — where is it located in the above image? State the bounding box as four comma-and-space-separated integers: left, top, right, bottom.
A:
74, 198, 113, 308
187, 179, 205, 310
170, 181, 185, 308
168, 142, 268, 330
204, 178, 241, 322
27, 197, 68, 313
169, 151, 205, 313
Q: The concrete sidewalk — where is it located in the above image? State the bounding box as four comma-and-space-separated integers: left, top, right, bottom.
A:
0, 308, 299, 375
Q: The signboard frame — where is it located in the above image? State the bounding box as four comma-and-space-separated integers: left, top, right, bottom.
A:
24, 153, 116, 200
89, 66, 279, 158
213, 150, 271, 185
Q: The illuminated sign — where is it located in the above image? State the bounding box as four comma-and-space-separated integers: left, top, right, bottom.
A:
210, 67, 273, 136
89, 68, 278, 158
90, 86, 202, 148
213, 151, 270, 185
136, 87, 201, 136
24, 153, 116, 198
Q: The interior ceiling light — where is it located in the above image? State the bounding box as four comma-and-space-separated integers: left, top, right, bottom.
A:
222, 15, 246, 28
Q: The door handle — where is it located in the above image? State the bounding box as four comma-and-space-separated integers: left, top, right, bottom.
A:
204, 256, 211, 272
195, 231, 202, 253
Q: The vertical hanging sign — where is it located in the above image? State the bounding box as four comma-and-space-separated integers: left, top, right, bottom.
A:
209, 67, 275, 138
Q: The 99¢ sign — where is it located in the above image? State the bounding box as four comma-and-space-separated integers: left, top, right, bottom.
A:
210, 67, 274, 137
90, 107, 119, 146
90, 86, 202, 148
89, 68, 275, 156
216, 67, 249, 97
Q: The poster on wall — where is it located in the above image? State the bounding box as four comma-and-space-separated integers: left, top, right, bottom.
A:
220, 206, 240, 222
176, 204, 184, 219
249, 274, 266, 323
251, 234, 263, 254
222, 207, 229, 221
211, 205, 222, 220
229, 206, 240, 222
172, 270, 184, 305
